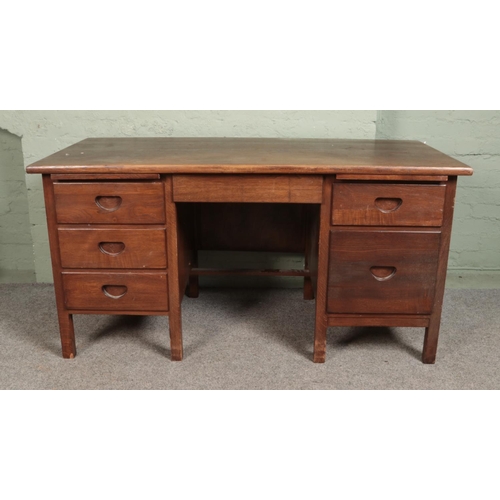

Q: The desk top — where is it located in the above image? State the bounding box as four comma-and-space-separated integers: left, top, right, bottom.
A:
26, 137, 473, 176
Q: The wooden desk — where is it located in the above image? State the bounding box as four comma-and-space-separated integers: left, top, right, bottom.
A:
27, 138, 473, 363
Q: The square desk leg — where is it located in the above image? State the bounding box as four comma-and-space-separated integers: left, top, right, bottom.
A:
43, 175, 77, 359
422, 176, 457, 363
313, 177, 333, 363
164, 176, 185, 360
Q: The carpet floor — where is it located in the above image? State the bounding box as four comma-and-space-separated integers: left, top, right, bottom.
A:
1, 284, 499, 389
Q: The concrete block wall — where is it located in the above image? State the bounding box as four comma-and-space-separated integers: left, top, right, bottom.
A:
376, 111, 500, 286
0, 129, 35, 282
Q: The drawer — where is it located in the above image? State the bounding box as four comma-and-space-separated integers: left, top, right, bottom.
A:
62, 272, 169, 311
58, 228, 167, 269
327, 229, 441, 314
53, 182, 165, 224
173, 175, 323, 203
332, 183, 446, 226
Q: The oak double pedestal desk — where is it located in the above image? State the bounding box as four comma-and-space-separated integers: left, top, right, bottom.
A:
27, 138, 473, 363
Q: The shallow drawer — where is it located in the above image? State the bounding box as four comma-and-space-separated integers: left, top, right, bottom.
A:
53, 182, 165, 224
58, 228, 167, 269
173, 175, 323, 203
332, 183, 446, 226
327, 229, 441, 314
62, 272, 169, 311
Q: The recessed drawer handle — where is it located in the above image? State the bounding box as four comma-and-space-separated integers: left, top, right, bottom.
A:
375, 197, 402, 213
95, 196, 122, 212
102, 285, 128, 299
98, 242, 126, 256
370, 266, 396, 281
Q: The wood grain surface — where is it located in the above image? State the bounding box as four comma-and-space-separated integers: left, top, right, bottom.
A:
62, 271, 169, 311
198, 203, 307, 253
313, 177, 334, 363
173, 175, 323, 203
327, 229, 441, 314
327, 315, 430, 327
332, 182, 446, 226
423, 177, 458, 363
30, 139, 472, 365
335, 174, 448, 181
26, 138, 473, 176
51, 173, 160, 180
164, 176, 189, 360
58, 227, 167, 269
42, 175, 76, 358
53, 182, 165, 224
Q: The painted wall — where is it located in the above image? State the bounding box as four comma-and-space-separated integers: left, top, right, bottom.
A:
0, 110, 376, 283
0, 129, 35, 282
0, 110, 496, 286
377, 110, 500, 286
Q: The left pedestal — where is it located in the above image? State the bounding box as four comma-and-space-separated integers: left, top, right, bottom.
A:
42, 174, 190, 360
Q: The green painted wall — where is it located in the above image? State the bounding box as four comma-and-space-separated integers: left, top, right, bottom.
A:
0, 110, 496, 287
0, 110, 377, 284
0, 129, 35, 283
377, 110, 500, 288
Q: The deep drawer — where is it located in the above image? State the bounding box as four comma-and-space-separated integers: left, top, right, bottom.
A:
327, 229, 441, 315
53, 182, 165, 224
62, 272, 169, 311
58, 228, 167, 269
332, 182, 446, 226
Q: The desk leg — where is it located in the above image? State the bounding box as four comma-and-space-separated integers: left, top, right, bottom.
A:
186, 203, 199, 298
313, 177, 333, 363
304, 277, 314, 301
58, 312, 76, 359
422, 176, 457, 364
187, 276, 199, 298
186, 252, 199, 299
304, 205, 317, 301
423, 321, 440, 364
165, 176, 185, 361
313, 316, 327, 363
169, 308, 183, 361
43, 175, 77, 359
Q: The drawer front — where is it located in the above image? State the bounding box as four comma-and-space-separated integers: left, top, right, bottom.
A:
58, 228, 167, 269
53, 182, 165, 224
332, 183, 446, 226
173, 175, 323, 203
62, 272, 169, 311
327, 230, 441, 314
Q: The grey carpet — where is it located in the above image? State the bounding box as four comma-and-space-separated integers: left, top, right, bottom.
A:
1, 284, 499, 389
